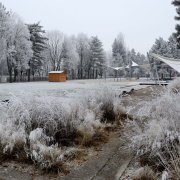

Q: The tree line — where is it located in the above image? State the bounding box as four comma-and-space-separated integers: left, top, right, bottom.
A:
0, 3, 152, 83
147, 1, 180, 80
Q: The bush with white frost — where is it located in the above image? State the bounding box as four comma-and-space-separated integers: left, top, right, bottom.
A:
126, 79, 180, 178
168, 77, 180, 93
0, 87, 122, 170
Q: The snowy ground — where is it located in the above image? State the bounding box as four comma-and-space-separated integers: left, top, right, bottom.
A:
0, 78, 148, 102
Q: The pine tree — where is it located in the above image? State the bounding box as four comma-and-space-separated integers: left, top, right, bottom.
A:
27, 22, 47, 80
112, 34, 126, 67
90, 36, 104, 78
150, 37, 172, 80
172, 0, 180, 49
167, 35, 178, 58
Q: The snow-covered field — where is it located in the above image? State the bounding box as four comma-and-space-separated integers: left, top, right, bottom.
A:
0, 79, 147, 102
0, 78, 146, 170
0, 78, 150, 172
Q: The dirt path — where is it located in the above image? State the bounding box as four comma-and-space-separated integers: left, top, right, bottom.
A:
62, 131, 132, 180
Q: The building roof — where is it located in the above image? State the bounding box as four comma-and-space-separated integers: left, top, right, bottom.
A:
113, 66, 124, 70
126, 61, 139, 68
49, 71, 64, 74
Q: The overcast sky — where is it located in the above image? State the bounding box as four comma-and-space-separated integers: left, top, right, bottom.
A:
1, 0, 176, 54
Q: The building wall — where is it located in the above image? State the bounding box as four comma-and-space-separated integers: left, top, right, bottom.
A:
48, 73, 66, 82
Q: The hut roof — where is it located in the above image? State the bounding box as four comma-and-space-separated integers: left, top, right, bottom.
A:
49, 71, 64, 74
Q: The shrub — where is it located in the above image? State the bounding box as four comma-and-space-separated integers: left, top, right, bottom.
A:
168, 77, 180, 93
132, 166, 157, 180
126, 80, 180, 178
0, 87, 123, 171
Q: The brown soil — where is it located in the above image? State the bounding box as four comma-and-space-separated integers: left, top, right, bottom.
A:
121, 85, 165, 107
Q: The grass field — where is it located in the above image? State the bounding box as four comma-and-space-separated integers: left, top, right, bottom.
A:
0, 78, 147, 174
0, 79, 147, 102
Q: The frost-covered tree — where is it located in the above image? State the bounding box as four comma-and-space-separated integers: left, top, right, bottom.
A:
76, 33, 90, 79
150, 37, 172, 80
61, 36, 79, 79
0, 3, 8, 36
133, 68, 140, 79
12, 16, 33, 82
46, 31, 64, 71
0, 3, 10, 76
90, 36, 104, 78
125, 49, 145, 78
130, 49, 137, 64
0, 4, 32, 82
172, 0, 180, 49
151, 37, 168, 55
112, 33, 126, 67
167, 35, 179, 58
27, 22, 47, 80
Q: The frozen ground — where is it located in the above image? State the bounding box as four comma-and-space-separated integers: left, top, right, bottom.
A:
0, 78, 148, 102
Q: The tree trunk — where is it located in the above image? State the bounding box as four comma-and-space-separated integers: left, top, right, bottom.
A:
28, 61, 31, 82
96, 69, 98, 79
88, 68, 90, 79
20, 70, 23, 81
93, 63, 95, 79
7, 57, 13, 83
9, 68, 12, 83
80, 50, 83, 79
170, 70, 172, 80
32, 70, 35, 81
13, 69, 18, 82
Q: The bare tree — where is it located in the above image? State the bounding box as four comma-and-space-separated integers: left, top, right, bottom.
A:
46, 31, 64, 71
76, 33, 90, 79
61, 36, 79, 79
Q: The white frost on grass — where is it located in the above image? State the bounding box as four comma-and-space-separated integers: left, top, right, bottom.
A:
126, 79, 180, 178
0, 82, 123, 168
168, 77, 180, 93
0, 79, 143, 101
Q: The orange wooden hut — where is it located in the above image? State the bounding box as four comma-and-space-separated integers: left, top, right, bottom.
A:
48, 71, 67, 82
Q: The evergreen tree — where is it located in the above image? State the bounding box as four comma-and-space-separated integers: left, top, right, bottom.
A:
112, 33, 126, 67
151, 37, 168, 55
172, 0, 180, 49
150, 37, 171, 80
90, 36, 104, 78
27, 22, 47, 80
130, 49, 136, 63
167, 35, 179, 58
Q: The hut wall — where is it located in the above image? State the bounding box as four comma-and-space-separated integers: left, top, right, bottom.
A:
48, 73, 66, 82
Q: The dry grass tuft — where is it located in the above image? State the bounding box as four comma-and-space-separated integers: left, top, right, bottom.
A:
132, 166, 157, 180
75, 127, 109, 147
0, 141, 32, 164
138, 153, 165, 173
168, 78, 180, 93
100, 101, 116, 123
42, 161, 70, 175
